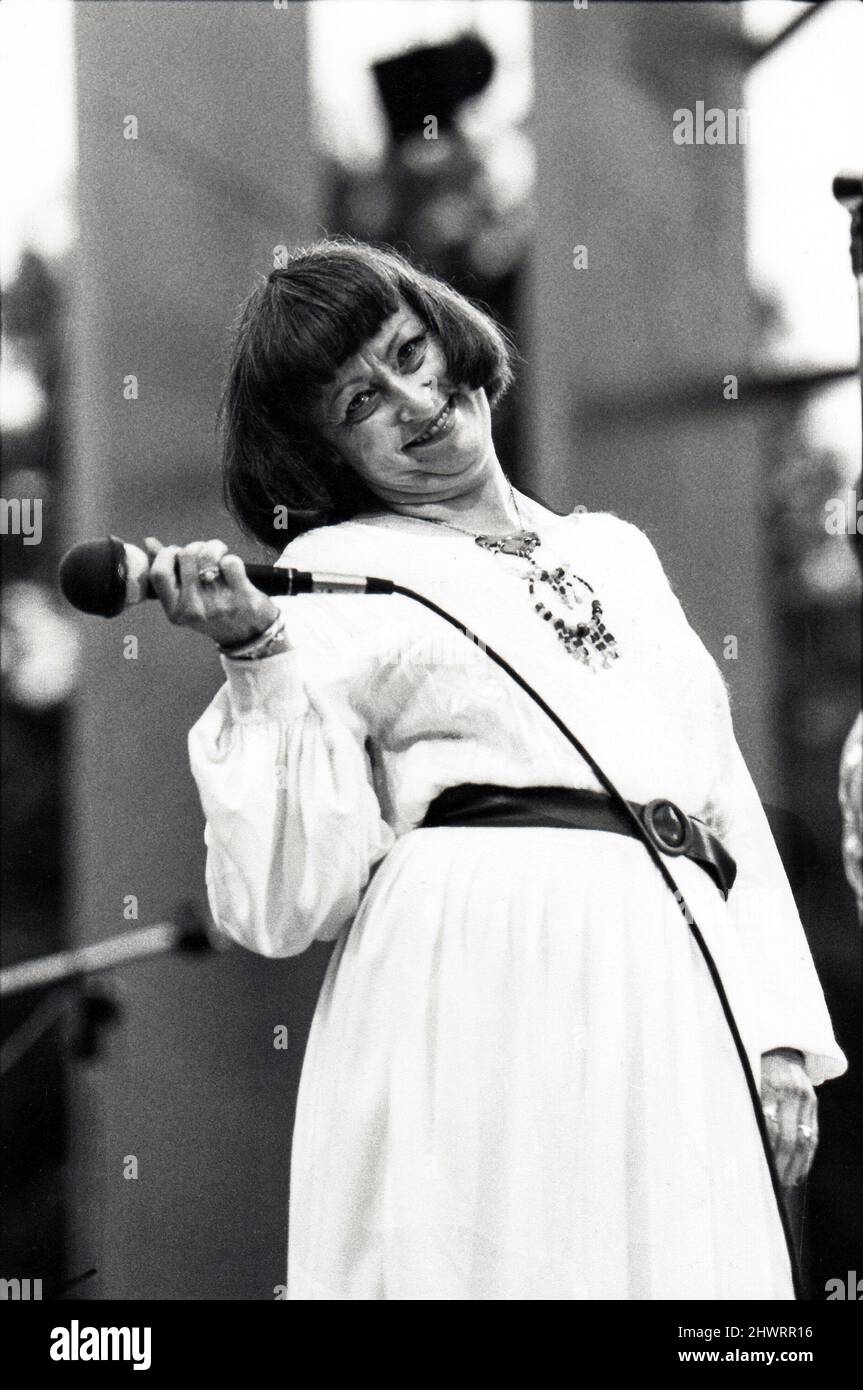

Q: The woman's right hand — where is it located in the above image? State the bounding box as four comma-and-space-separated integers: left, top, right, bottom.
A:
143, 537, 282, 649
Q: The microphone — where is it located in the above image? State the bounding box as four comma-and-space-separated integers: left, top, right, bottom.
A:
58, 535, 394, 618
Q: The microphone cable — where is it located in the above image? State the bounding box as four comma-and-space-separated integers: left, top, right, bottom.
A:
390, 580, 804, 1300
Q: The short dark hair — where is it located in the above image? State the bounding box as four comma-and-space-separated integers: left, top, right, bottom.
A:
220, 238, 516, 548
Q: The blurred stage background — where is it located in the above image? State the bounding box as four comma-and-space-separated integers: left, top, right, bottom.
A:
1, 0, 860, 1300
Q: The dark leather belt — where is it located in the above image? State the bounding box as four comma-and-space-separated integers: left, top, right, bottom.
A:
420, 783, 737, 900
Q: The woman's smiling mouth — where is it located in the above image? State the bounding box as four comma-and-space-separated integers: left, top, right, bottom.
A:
403, 396, 456, 450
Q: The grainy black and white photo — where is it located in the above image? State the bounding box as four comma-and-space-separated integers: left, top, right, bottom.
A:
1, 0, 861, 1344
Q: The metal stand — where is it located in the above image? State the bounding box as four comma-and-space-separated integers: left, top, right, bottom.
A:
832, 173, 863, 464
0, 902, 222, 1070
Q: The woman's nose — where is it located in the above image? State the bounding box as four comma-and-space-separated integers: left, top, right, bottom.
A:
394, 375, 435, 420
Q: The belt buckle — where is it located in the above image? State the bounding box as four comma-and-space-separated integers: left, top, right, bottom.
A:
641, 799, 694, 856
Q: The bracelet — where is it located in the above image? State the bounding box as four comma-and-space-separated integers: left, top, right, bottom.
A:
218, 612, 287, 661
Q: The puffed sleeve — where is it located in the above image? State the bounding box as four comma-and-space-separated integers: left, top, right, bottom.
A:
187, 601, 396, 958
723, 734, 848, 1086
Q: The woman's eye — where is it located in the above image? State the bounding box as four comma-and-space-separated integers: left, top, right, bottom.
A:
398, 333, 427, 368
345, 389, 375, 421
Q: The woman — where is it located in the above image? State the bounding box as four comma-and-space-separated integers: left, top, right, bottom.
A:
146, 240, 846, 1300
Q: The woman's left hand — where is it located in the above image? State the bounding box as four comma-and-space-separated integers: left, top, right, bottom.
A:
760, 1047, 818, 1187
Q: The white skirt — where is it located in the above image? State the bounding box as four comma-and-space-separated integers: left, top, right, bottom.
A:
286, 826, 794, 1300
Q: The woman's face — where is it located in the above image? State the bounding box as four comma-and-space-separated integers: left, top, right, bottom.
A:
313, 299, 496, 510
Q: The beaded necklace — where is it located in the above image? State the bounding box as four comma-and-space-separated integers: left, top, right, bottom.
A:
418, 487, 621, 672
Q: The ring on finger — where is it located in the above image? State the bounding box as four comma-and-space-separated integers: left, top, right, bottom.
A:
797, 1123, 815, 1142
198, 565, 222, 584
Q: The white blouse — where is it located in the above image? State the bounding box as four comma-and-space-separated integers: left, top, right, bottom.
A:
188, 500, 847, 1087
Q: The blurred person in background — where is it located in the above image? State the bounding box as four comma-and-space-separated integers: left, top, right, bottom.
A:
838, 472, 862, 921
